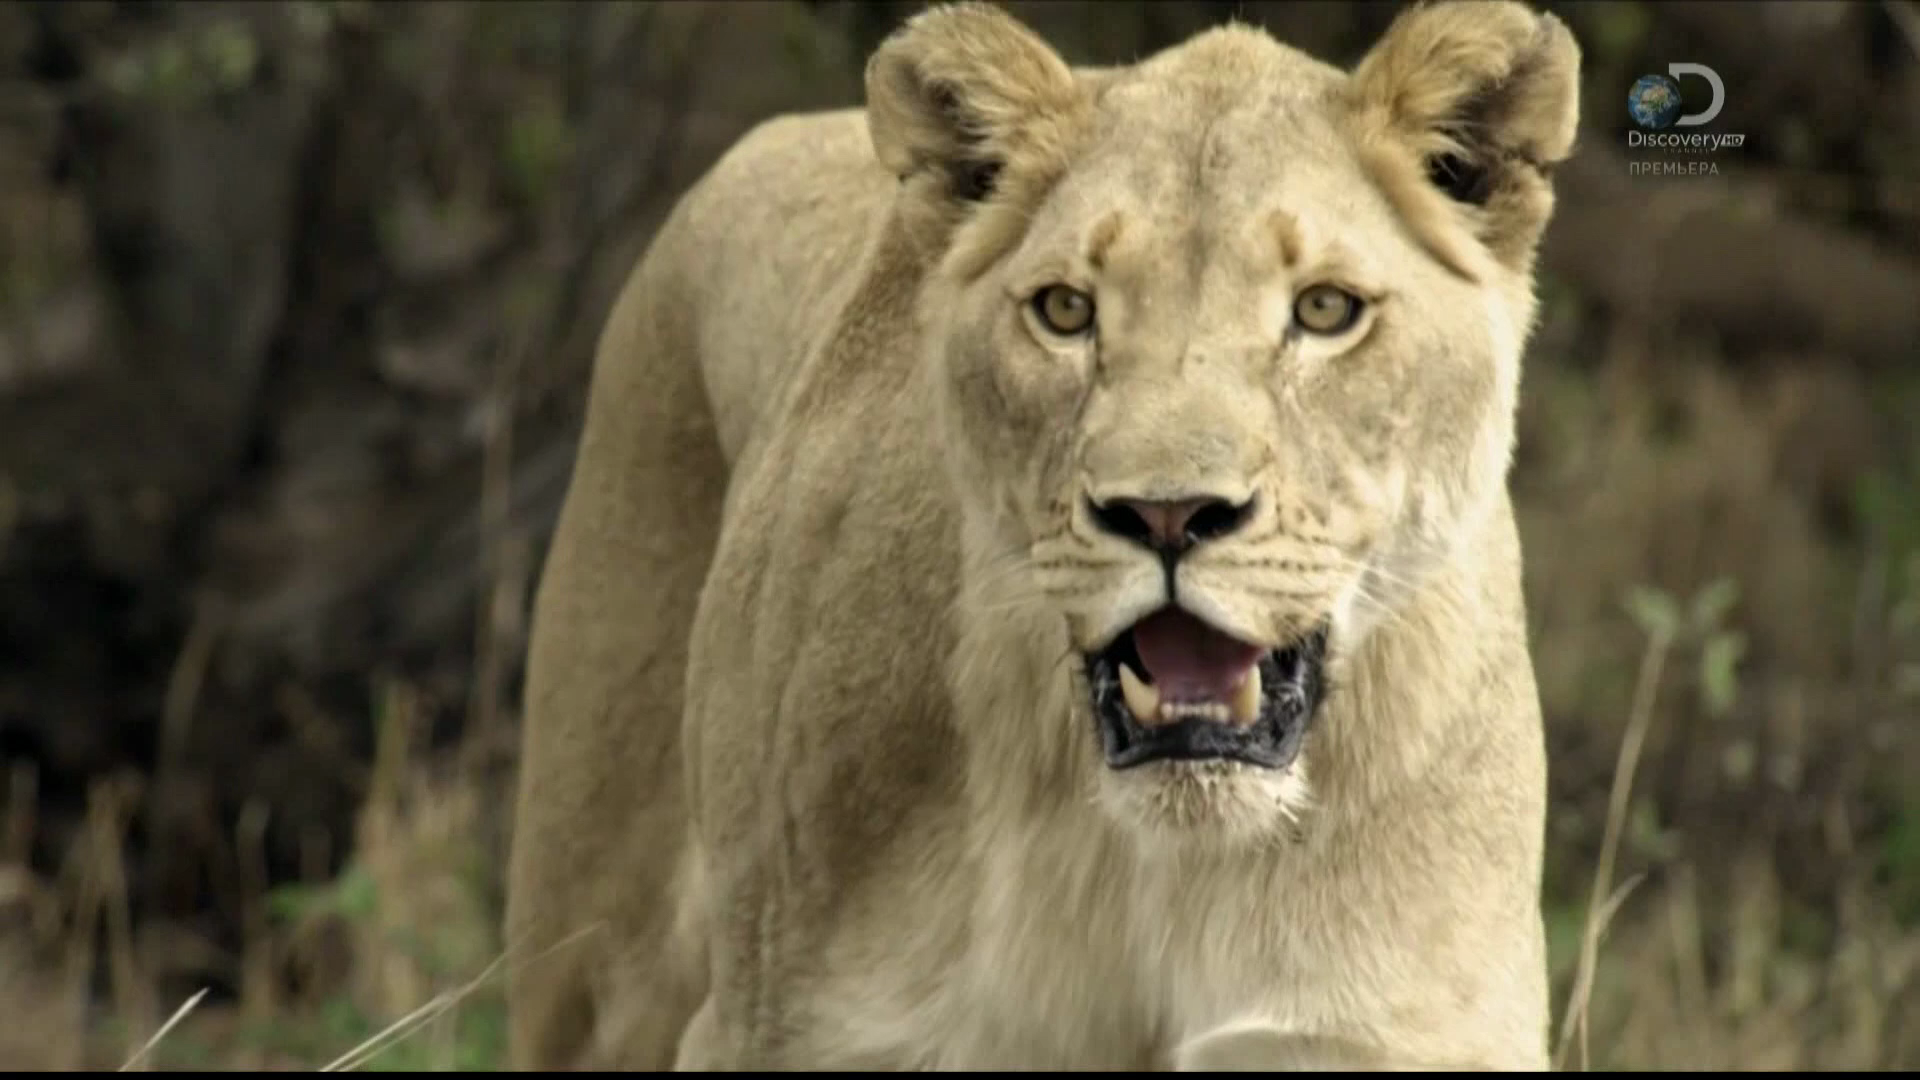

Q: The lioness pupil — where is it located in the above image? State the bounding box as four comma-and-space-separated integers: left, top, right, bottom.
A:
1294, 286, 1358, 334
1037, 286, 1094, 335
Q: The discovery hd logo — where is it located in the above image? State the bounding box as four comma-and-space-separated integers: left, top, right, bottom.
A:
1626, 63, 1745, 177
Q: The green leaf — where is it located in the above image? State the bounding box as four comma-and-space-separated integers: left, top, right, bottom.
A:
1624, 585, 1681, 640
149, 40, 194, 104
321, 995, 370, 1042
1721, 740, 1757, 784
334, 863, 380, 921
265, 881, 326, 921
1627, 798, 1679, 861
1587, 2, 1653, 65
200, 22, 260, 93
1689, 577, 1741, 634
1895, 662, 1920, 700
1699, 631, 1747, 718
502, 95, 573, 205
267, 863, 379, 924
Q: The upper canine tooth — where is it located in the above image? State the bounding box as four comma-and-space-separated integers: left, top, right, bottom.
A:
1231, 665, 1263, 727
1119, 663, 1161, 725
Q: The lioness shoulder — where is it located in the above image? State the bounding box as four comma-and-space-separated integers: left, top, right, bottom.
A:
506, 1, 1579, 1070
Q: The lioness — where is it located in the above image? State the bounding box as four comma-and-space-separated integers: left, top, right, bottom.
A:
505, 0, 1580, 1069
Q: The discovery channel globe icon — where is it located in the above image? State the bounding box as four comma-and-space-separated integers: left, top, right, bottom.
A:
1628, 73, 1684, 130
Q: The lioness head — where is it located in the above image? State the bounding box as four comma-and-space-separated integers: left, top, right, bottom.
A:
866, 2, 1578, 839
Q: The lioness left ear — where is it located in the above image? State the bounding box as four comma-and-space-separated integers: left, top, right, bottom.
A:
1349, 0, 1582, 275
865, 2, 1088, 208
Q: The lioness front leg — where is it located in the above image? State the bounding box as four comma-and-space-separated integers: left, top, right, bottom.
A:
670, 996, 724, 1071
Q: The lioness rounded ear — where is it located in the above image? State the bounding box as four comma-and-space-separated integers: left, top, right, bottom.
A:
1348, 0, 1582, 274
865, 2, 1084, 206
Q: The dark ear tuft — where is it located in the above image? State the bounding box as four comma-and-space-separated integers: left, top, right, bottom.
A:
950, 159, 1003, 202
865, 2, 1083, 210
1426, 152, 1492, 206
1350, 0, 1582, 273
921, 76, 1002, 201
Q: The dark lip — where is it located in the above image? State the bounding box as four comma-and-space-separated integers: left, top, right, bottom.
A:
1083, 621, 1330, 771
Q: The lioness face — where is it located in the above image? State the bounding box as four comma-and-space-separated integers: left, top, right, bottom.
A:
880, 5, 1575, 840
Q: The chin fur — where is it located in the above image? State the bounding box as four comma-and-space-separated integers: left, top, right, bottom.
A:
1090, 755, 1314, 850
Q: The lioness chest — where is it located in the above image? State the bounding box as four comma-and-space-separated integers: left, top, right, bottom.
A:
791, 812, 1423, 1070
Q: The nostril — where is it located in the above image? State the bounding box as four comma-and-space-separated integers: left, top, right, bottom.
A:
1087, 496, 1154, 543
1185, 498, 1253, 543
1087, 493, 1255, 552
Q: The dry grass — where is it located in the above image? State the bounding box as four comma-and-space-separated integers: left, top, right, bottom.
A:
2, 646, 1693, 1072
1520, 338, 1920, 1070
1555, 619, 1668, 1072
0, 677, 515, 1071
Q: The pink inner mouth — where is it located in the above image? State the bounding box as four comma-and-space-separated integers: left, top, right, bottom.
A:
1129, 607, 1265, 704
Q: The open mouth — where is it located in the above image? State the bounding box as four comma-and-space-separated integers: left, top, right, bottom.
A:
1084, 607, 1329, 770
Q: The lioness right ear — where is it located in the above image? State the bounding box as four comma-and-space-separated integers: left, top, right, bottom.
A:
865, 2, 1088, 208
1348, 0, 1582, 277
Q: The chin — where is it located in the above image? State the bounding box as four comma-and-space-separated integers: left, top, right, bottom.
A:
1091, 756, 1317, 848
1078, 603, 1331, 847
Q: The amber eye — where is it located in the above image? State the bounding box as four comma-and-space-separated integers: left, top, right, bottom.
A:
1293, 284, 1364, 335
1033, 285, 1096, 336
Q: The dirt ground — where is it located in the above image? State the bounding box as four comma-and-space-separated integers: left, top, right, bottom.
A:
2, 0, 1918, 1070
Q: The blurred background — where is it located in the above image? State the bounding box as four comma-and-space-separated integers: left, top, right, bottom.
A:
0, 0, 1916, 1070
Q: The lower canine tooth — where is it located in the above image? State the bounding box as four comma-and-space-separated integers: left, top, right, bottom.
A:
1231, 665, 1263, 727
1119, 663, 1160, 725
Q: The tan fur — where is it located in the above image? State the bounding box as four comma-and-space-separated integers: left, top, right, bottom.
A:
505, 0, 1581, 1070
